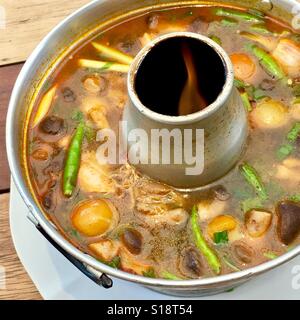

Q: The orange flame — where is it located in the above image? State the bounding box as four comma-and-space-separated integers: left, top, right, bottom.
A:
178, 44, 207, 116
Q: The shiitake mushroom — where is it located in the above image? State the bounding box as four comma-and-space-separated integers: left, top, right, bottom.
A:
39, 115, 64, 135
245, 209, 272, 238
121, 229, 143, 255
212, 185, 231, 201
178, 247, 203, 278
62, 87, 76, 102
232, 241, 254, 264
277, 201, 300, 245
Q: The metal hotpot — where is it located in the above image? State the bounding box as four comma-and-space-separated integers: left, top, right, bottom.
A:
6, 0, 300, 296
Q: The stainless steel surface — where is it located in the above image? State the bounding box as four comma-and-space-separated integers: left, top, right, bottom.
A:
6, 0, 300, 297
125, 31, 247, 189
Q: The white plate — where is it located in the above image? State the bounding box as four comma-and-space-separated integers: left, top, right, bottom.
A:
9, 179, 300, 300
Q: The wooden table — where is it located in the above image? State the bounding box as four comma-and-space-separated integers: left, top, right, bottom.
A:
0, 0, 89, 300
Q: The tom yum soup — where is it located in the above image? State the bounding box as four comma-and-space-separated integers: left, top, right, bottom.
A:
27, 4, 300, 280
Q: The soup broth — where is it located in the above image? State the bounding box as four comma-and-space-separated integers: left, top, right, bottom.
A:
27, 4, 300, 279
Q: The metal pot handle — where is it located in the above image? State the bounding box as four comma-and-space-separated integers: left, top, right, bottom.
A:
35, 224, 113, 289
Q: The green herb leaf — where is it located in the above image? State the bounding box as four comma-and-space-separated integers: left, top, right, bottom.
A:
210, 35, 222, 45
106, 256, 121, 269
161, 271, 183, 280
84, 125, 96, 142
289, 194, 300, 202
142, 268, 156, 278
253, 88, 267, 101
241, 197, 263, 213
214, 231, 229, 244
263, 251, 278, 260
72, 110, 84, 122
234, 78, 247, 89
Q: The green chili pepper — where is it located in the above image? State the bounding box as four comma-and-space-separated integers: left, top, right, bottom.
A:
162, 271, 183, 280
191, 206, 221, 274
215, 8, 264, 23
63, 122, 85, 197
248, 44, 286, 80
287, 122, 300, 143
240, 163, 268, 200
240, 91, 252, 112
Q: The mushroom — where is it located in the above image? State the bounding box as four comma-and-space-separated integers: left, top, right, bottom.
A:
121, 229, 143, 255
178, 247, 203, 278
277, 201, 300, 245
245, 209, 272, 238
232, 241, 255, 264
39, 115, 64, 135
82, 75, 107, 94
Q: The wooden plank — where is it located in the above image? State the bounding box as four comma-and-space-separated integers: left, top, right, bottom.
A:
0, 63, 23, 192
0, 0, 90, 65
0, 193, 42, 300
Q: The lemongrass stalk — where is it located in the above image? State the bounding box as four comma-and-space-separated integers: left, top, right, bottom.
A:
91, 42, 133, 65
33, 85, 57, 128
78, 59, 130, 73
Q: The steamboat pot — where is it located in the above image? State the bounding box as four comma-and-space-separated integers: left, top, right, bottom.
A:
6, 0, 300, 297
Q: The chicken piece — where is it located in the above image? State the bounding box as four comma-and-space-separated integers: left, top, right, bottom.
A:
272, 39, 300, 78
197, 199, 228, 222
89, 239, 120, 261
134, 179, 185, 215
143, 208, 189, 229
275, 158, 300, 187
78, 151, 115, 194
80, 96, 109, 129
120, 247, 152, 275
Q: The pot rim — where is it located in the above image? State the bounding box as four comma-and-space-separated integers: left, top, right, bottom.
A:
6, 0, 300, 289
